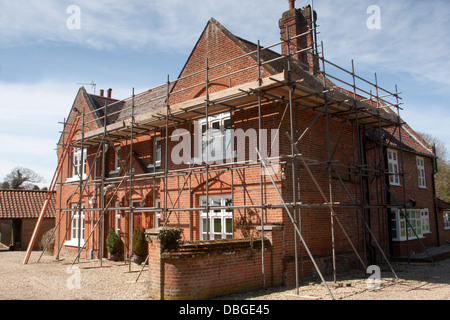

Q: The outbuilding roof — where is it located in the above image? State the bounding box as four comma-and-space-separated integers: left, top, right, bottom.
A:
0, 190, 56, 219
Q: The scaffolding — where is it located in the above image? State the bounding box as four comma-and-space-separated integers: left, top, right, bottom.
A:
33, 8, 434, 299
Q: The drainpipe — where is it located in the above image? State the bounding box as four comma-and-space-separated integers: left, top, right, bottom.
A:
432, 144, 441, 247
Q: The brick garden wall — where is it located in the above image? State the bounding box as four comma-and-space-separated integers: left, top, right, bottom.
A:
146, 226, 284, 300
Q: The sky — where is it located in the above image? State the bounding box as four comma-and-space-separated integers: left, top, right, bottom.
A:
0, 0, 449, 188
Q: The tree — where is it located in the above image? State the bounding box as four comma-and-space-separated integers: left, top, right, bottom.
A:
418, 132, 450, 203
2, 167, 44, 190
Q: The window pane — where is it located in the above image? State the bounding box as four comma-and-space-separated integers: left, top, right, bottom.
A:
226, 218, 233, 233
212, 121, 220, 130
213, 198, 221, 213
203, 218, 210, 232
225, 198, 233, 213
214, 218, 221, 233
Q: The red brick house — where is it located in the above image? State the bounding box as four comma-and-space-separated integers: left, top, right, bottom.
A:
53, 3, 442, 299
0, 190, 55, 251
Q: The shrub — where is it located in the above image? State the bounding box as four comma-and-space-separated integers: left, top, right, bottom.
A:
106, 229, 121, 254
157, 228, 182, 250
133, 228, 147, 256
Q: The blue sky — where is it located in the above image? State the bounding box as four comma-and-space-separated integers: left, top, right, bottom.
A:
0, 0, 449, 187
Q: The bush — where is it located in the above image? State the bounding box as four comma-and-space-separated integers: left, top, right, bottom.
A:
157, 228, 182, 250
133, 228, 147, 256
106, 229, 121, 254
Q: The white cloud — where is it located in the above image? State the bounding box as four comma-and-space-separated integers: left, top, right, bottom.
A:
0, 80, 75, 184
0, 79, 156, 185
315, 0, 450, 87
0, 0, 283, 52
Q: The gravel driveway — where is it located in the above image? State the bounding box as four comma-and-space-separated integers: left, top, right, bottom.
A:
0, 251, 149, 300
1, 249, 449, 300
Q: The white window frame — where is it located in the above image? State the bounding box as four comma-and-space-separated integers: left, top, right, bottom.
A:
114, 147, 122, 172
68, 148, 87, 182
154, 199, 161, 228
196, 112, 233, 163
115, 201, 121, 236
420, 209, 430, 234
199, 195, 233, 241
387, 149, 400, 186
417, 157, 426, 188
154, 137, 162, 168
443, 211, 450, 230
65, 203, 85, 247
390, 208, 430, 241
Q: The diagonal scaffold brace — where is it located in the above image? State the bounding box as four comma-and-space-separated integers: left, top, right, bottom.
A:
255, 147, 335, 300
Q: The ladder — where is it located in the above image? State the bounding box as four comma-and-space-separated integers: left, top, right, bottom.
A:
23, 115, 81, 264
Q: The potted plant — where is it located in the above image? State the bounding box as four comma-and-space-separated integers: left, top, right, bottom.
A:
132, 228, 147, 265
106, 229, 122, 261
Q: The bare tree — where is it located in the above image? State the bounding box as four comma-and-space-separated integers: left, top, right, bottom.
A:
418, 132, 450, 203
2, 167, 44, 190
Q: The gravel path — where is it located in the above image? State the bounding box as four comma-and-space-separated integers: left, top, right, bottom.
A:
0, 251, 149, 300
1, 249, 449, 300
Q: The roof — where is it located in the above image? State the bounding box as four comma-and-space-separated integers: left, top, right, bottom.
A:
70, 16, 424, 157
371, 112, 435, 158
437, 198, 450, 210
0, 190, 56, 219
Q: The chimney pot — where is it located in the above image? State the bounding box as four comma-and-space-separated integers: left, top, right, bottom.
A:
289, 0, 296, 10
99, 89, 104, 97
107, 88, 112, 99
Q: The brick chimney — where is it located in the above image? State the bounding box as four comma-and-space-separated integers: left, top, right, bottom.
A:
279, 3, 319, 74
107, 88, 112, 99
99, 89, 104, 97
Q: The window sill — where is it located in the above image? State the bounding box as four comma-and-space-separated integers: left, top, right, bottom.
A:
66, 175, 87, 183
64, 239, 86, 247
392, 235, 424, 242
190, 152, 237, 165
389, 183, 402, 187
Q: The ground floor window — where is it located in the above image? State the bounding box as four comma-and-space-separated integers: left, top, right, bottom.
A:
65, 203, 85, 246
390, 208, 430, 241
199, 195, 233, 240
154, 199, 161, 228
115, 202, 121, 236
444, 211, 450, 230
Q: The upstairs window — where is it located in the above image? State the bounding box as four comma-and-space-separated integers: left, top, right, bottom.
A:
198, 112, 233, 163
154, 138, 161, 168
417, 157, 426, 188
387, 149, 400, 186
114, 147, 122, 172
71, 148, 87, 180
